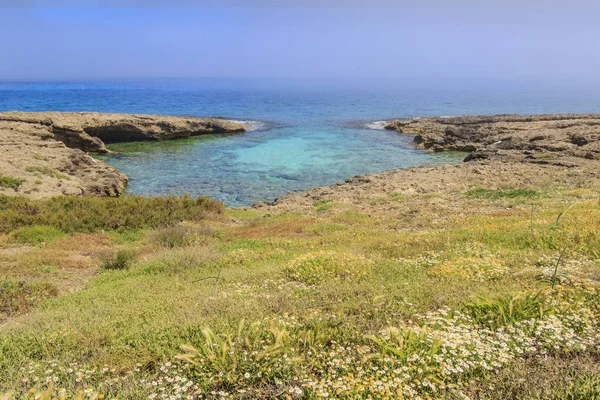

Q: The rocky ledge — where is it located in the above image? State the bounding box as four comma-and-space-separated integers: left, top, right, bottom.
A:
257, 114, 600, 214
384, 114, 600, 164
0, 112, 245, 199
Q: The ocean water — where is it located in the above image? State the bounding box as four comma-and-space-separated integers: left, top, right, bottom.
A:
2, 78, 600, 206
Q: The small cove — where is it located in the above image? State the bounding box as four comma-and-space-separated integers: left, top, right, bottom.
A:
3, 78, 600, 206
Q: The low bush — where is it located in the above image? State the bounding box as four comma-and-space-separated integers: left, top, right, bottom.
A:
101, 249, 136, 271
151, 224, 214, 248
0, 280, 58, 318
0, 195, 223, 234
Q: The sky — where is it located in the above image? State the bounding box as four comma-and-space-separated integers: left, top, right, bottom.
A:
1, 5, 600, 84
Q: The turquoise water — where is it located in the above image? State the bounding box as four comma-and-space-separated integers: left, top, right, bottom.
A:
2, 78, 600, 206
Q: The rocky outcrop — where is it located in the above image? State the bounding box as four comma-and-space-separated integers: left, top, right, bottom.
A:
384, 114, 600, 162
0, 112, 245, 152
0, 112, 245, 199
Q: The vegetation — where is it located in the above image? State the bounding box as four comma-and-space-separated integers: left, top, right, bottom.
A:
466, 188, 540, 199
0, 194, 223, 233
0, 186, 599, 399
25, 166, 71, 180
0, 176, 25, 190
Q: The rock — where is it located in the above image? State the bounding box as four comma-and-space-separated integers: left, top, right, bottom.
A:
0, 112, 245, 199
384, 114, 600, 162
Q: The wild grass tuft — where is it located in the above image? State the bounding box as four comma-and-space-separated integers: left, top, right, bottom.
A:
100, 249, 136, 271
0, 176, 25, 190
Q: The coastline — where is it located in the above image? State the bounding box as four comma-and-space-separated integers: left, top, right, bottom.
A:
1, 112, 599, 205
256, 113, 600, 213
0, 112, 245, 199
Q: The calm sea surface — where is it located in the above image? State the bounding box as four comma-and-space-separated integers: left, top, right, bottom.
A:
2, 78, 599, 206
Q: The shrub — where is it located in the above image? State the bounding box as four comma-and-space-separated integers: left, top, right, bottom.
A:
101, 249, 136, 270
151, 224, 214, 248
8, 225, 66, 246
0, 176, 25, 190
283, 250, 373, 285
0, 280, 58, 318
141, 246, 214, 275
0, 194, 223, 234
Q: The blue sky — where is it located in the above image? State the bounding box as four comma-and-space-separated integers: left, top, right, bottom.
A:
1, 7, 599, 83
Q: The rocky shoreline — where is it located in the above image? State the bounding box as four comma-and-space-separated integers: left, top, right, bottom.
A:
0, 112, 245, 199
2, 112, 599, 205
256, 114, 600, 214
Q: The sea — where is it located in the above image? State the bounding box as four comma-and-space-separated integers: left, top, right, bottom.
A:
1, 78, 599, 206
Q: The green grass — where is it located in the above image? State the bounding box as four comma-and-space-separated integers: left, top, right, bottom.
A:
0, 194, 223, 234
0, 189, 598, 399
25, 166, 71, 180
8, 226, 66, 246
466, 188, 541, 199
0, 176, 25, 190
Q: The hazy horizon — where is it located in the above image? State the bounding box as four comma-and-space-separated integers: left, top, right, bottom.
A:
1, 7, 600, 85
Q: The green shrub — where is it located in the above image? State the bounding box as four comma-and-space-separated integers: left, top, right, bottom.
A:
152, 224, 214, 248
8, 225, 66, 246
101, 249, 136, 270
0, 280, 58, 318
0, 176, 25, 190
0, 195, 223, 234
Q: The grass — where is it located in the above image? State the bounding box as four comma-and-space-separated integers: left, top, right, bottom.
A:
8, 226, 66, 246
0, 176, 25, 190
0, 194, 223, 233
24, 166, 71, 180
466, 188, 541, 199
0, 187, 598, 399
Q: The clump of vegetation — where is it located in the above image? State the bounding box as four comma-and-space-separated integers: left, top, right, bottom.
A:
465, 291, 551, 329
0, 280, 58, 318
101, 249, 136, 271
141, 246, 214, 275
0, 176, 25, 190
151, 224, 214, 248
25, 166, 71, 180
32, 154, 49, 161
283, 250, 373, 285
466, 188, 540, 199
314, 199, 336, 212
0, 195, 223, 234
8, 225, 66, 246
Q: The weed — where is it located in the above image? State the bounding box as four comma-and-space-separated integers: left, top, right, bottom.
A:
25, 166, 71, 180
101, 249, 136, 270
465, 292, 550, 329
0, 280, 58, 318
0, 176, 25, 190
